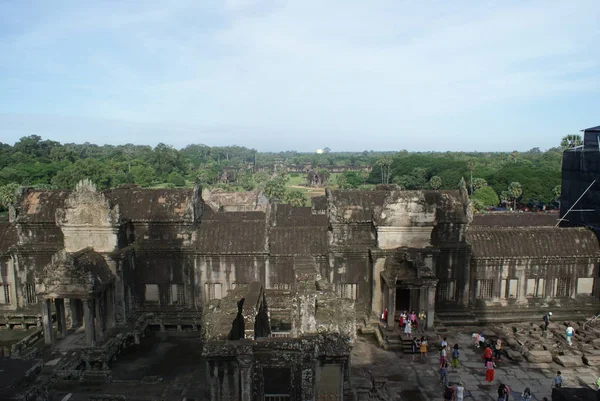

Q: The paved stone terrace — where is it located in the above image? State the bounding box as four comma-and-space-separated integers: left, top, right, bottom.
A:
351, 327, 600, 401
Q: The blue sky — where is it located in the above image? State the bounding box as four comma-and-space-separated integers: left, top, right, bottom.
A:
1, 0, 599, 152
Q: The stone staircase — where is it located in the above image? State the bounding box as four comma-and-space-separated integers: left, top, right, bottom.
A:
381, 330, 412, 353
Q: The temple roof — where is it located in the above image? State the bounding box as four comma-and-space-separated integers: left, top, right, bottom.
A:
195, 217, 267, 254
12, 189, 69, 223
104, 188, 197, 222
467, 227, 600, 259
271, 204, 328, 226
37, 248, 114, 298
471, 212, 559, 227
269, 226, 328, 256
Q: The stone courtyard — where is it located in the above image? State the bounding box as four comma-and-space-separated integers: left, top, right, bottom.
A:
352, 320, 600, 401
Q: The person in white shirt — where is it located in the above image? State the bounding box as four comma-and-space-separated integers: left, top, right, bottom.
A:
455, 382, 465, 401
566, 324, 575, 346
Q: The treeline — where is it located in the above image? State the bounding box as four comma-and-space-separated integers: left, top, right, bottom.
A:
0, 135, 570, 211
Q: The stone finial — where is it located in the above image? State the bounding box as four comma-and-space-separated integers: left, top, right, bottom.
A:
75, 178, 98, 193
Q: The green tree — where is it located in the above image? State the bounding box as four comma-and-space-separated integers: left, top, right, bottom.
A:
560, 134, 583, 150
167, 172, 186, 187
472, 178, 488, 192
472, 186, 499, 209
376, 156, 393, 184
263, 175, 288, 202
338, 171, 362, 189
0, 183, 20, 210
131, 165, 156, 187
285, 190, 307, 207
428, 176, 442, 190
507, 182, 523, 210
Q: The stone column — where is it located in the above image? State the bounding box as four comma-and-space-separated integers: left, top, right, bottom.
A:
386, 286, 396, 328
426, 286, 436, 329
41, 299, 55, 345
208, 361, 217, 401
95, 294, 105, 342
70, 299, 82, 328
55, 298, 68, 339
302, 364, 315, 401
222, 361, 233, 401
238, 356, 253, 401
83, 299, 96, 346
105, 286, 116, 329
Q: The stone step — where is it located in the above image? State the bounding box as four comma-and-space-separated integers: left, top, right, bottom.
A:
582, 354, 600, 366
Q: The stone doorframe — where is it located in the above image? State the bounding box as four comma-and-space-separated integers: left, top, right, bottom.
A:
380, 251, 438, 329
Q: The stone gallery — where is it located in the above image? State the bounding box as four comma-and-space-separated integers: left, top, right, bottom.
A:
0, 179, 599, 400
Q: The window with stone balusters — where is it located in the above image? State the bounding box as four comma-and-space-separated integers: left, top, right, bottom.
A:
553, 277, 571, 297
0, 283, 10, 304
475, 279, 494, 299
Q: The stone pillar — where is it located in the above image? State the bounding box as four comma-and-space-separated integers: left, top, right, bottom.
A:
41, 299, 55, 345
55, 298, 68, 339
208, 361, 217, 401
386, 286, 396, 328
95, 295, 105, 342
426, 286, 436, 329
83, 299, 96, 346
105, 286, 116, 329
238, 356, 253, 401
302, 364, 315, 401
222, 361, 232, 401
70, 299, 82, 328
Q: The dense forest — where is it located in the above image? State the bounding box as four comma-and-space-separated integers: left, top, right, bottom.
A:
0, 135, 580, 213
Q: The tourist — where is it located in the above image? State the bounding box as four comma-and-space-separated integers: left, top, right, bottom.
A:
443, 383, 455, 401
566, 323, 575, 346
440, 360, 449, 386
494, 338, 503, 361
553, 371, 563, 388
419, 336, 428, 359
456, 382, 466, 401
483, 344, 493, 366
418, 310, 426, 332
381, 308, 388, 325
441, 336, 448, 349
404, 318, 412, 338
472, 332, 481, 348
497, 384, 510, 401
410, 310, 417, 331
399, 312, 405, 331
596, 376, 600, 389
479, 332, 486, 348
543, 311, 552, 331
521, 387, 532, 401
485, 359, 496, 383
451, 344, 460, 369
412, 337, 419, 361
439, 345, 447, 365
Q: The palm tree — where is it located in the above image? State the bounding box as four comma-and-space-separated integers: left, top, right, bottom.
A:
508, 182, 523, 211
560, 134, 583, 150
376, 156, 393, 184
429, 176, 442, 190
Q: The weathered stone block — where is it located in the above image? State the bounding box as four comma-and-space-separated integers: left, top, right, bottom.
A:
524, 350, 552, 363
582, 354, 600, 366
505, 349, 523, 362
552, 355, 583, 367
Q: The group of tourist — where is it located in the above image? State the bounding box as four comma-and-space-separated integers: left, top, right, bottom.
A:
543, 311, 577, 346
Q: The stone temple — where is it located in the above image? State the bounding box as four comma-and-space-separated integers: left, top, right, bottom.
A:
0, 179, 599, 400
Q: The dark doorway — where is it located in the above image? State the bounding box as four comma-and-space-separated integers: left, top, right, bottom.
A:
263, 367, 291, 396
395, 288, 411, 313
